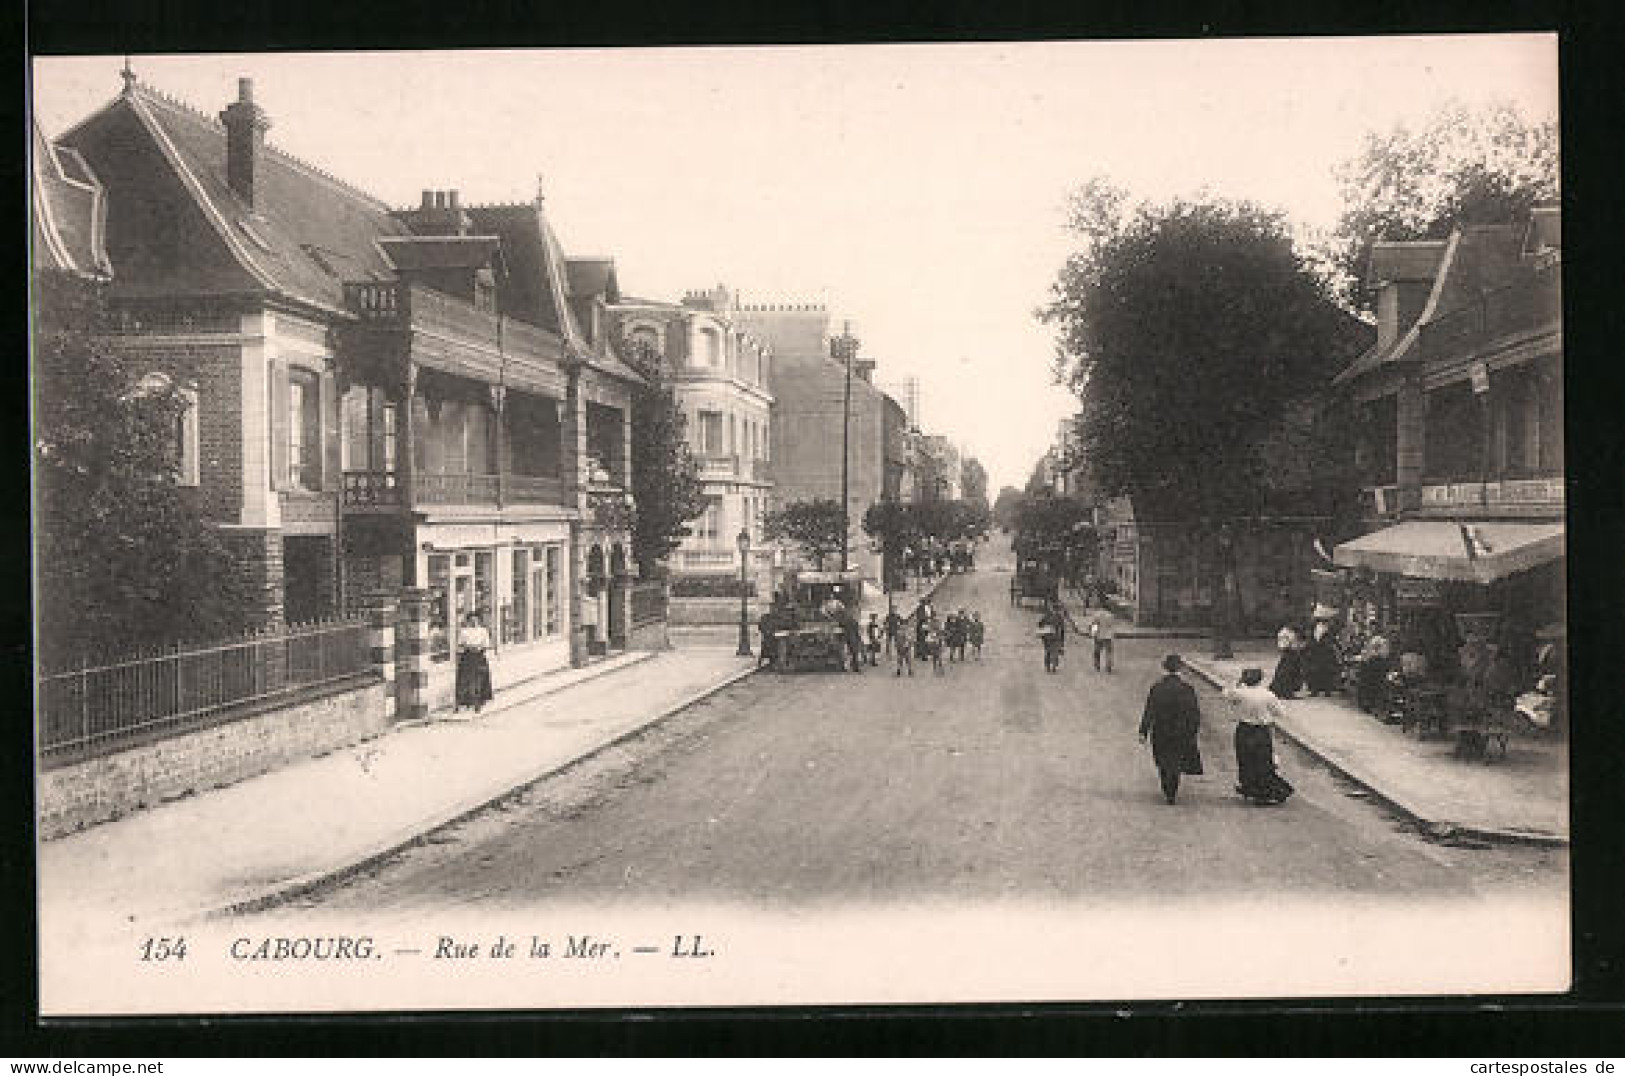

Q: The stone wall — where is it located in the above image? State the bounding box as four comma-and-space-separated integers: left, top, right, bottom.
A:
37, 678, 387, 840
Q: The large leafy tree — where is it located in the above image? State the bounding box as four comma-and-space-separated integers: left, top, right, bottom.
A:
763, 498, 847, 570
33, 270, 246, 667
624, 339, 707, 577
1041, 186, 1366, 525
1327, 100, 1558, 308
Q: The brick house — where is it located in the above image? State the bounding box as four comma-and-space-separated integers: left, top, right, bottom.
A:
53, 74, 641, 700
1331, 207, 1563, 673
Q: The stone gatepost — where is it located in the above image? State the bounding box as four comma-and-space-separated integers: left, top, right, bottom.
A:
360, 594, 398, 722
395, 587, 432, 722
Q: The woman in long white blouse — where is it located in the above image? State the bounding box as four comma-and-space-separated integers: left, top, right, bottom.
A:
1224, 667, 1294, 805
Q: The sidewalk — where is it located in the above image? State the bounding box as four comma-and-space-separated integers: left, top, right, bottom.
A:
1181, 649, 1568, 845
38, 645, 758, 941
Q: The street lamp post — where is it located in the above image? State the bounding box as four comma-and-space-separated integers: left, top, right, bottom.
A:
735, 527, 752, 658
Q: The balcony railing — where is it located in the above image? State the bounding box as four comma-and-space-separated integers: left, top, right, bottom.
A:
343, 470, 402, 509
1419, 266, 1562, 366
509, 474, 565, 504
416, 472, 501, 505
695, 454, 740, 478
342, 281, 566, 362
1361, 484, 1420, 518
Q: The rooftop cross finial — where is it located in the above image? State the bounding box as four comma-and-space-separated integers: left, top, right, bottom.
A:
534, 173, 546, 207
120, 56, 137, 94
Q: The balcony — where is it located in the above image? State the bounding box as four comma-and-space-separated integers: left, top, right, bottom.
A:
694, 453, 740, 479
343, 470, 566, 511
341, 281, 567, 397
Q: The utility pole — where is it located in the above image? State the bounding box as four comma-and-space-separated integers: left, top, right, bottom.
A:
832, 321, 860, 570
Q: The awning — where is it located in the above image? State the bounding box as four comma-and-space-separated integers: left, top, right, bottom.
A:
1333, 521, 1564, 584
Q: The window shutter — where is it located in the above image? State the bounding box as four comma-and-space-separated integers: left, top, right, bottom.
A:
320, 370, 339, 491
268, 358, 290, 491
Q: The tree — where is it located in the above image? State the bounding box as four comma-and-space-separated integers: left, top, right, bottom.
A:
33, 270, 247, 666
1041, 190, 1366, 525
960, 456, 990, 511
1041, 188, 1368, 652
862, 501, 917, 590
992, 486, 1023, 532
763, 498, 847, 570
624, 339, 707, 577
1327, 100, 1559, 308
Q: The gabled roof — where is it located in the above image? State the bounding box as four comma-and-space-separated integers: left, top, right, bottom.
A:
1335, 233, 1458, 387
378, 235, 503, 272
465, 203, 643, 386
32, 118, 111, 278
61, 80, 407, 312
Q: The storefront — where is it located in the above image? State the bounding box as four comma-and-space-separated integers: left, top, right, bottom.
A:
1333, 520, 1565, 730
415, 519, 575, 709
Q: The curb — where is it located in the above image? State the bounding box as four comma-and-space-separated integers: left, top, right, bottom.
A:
1181, 658, 1567, 848
205, 659, 764, 919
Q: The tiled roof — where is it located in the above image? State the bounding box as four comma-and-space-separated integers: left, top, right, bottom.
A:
378, 235, 502, 271
119, 82, 407, 310
1427, 224, 1527, 321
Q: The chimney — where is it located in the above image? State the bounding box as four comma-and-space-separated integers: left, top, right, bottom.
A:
219, 78, 271, 209
854, 358, 876, 383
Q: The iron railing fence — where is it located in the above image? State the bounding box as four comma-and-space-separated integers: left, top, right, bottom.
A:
37, 618, 374, 764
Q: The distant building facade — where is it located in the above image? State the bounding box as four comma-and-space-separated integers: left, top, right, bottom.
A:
607, 284, 775, 584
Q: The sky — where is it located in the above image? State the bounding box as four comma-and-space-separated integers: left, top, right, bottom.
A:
31, 37, 1558, 493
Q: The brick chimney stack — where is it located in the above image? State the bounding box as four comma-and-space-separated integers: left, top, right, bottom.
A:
220, 78, 271, 209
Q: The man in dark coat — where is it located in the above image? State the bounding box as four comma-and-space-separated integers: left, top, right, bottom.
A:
1138, 653, 1205, 804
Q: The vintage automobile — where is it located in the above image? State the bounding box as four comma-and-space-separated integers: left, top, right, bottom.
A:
1009, 557, 1057, 608
770, 569, 864, 672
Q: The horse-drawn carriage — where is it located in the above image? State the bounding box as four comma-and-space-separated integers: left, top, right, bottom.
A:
769, 569, 863, 673
1009, 557, 1058, 608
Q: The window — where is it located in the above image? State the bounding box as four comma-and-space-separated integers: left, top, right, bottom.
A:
176, 386, 200, 486
288, 369, 322, 490
630, 325, 661, 358
545, 545, 561, 636
697, 410, 723, 455
696, 497, 721, 542
507, 548, 529, 645
698, 327, 721, 368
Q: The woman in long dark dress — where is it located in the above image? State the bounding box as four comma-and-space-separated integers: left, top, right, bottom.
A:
1303, 620, 1341, 696
455, 612, 494, 713
1224, 668, 1294, 805
1269, 624, 1305, 699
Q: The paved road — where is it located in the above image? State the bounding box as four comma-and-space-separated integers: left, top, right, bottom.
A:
281, 540, 1564, 914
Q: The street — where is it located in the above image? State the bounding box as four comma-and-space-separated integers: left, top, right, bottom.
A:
271, 538, 1565, 916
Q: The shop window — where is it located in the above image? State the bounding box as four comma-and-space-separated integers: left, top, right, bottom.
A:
428, 554, 452, 662
545, 546, 561, 636
506, 548, 530, 645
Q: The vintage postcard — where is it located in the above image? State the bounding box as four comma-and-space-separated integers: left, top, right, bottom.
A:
29, 35, 1567, 1015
